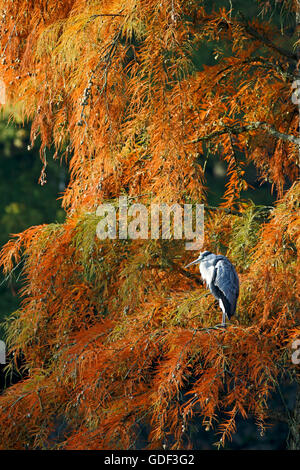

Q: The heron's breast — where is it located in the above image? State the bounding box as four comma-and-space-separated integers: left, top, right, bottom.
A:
200, 263, 215, 285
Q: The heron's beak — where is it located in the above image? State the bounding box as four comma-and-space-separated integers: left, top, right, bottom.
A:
184, 258, 201, 269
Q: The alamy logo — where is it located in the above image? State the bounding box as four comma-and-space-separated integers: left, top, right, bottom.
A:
292, 339, 300, 365
291, 80, 300, 105
96, 197, 204, 251
0, 340, 6, 365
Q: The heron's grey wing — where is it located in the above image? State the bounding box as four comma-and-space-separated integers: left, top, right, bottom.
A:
213, 259, 239, 318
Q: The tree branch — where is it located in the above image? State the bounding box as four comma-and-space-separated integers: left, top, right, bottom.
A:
90, 13, 125, 19
238, 12, 298, 62
188, 122, 300, 146
216, 57, 295, 83
204, 204, 244, 217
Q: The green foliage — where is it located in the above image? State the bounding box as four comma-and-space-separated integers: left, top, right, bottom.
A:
228, 202, 273, 270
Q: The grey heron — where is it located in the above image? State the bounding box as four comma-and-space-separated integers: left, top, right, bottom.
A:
185, 251, 239, 327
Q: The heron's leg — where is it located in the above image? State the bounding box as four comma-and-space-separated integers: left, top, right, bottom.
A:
221, 311, 227, 328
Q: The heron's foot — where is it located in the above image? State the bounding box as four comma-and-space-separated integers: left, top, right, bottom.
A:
214, 323, 227, 329
202, 323, 227, 330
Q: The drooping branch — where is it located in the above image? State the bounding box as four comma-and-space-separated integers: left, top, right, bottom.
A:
189, 122, 300, 146
238, 12, 298, 62
216, 57, 296, 83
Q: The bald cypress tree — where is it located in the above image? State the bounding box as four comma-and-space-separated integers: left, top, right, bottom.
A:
0, 0, 299, 449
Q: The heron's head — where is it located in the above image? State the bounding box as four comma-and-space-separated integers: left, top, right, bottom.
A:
184, 251, 212, 269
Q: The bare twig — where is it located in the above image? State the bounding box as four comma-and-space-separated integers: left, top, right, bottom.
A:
90, 13, 125, 19
188, 121, 300, 146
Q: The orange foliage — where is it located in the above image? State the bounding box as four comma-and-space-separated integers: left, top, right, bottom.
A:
0, 0, 299, 449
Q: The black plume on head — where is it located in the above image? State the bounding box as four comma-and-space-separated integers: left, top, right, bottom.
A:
200, 251, 212, 258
